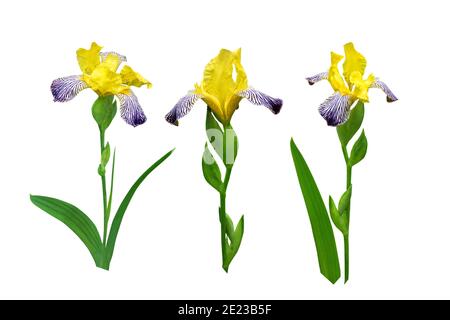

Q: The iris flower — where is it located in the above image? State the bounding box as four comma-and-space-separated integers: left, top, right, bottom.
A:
306, 42, 398, 126
51, 42, 152, 127
165, 48, 282, 126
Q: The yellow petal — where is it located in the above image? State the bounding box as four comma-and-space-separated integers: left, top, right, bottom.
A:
331, 52, 344, 65
77, 42, 102, 75
328, 52, 350, 94
232, 48, 248, 92
194, 83, 226, 123
201, 48, 248, 123
343, 42, 367, 87
83, 65, 128, 97
202, 49, 235, 103
351, 72, 375, 102
120, 65, 152, 88
102, 54, 121, 73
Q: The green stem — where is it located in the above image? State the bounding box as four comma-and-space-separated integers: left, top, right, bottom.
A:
219, 189, 227, 272
341, 144, 352, 283
99, 130, 108, 246
344, 234, 349, 283
219, 124, 233, 272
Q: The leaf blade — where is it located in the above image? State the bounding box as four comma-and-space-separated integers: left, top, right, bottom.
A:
349, 130, 368, 166
290, 139, 341, 283
202, 144, 224, 193
206, 108, 224, 162
29, 195, 103, 264
329, 196, 349, 236
105, 149, 174, 266
337, 101, 364, 147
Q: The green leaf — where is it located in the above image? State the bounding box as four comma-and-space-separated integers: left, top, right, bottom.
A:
29, 195, 104, 265
98, 143, 111, 177
349, 130, 368, 166
231, 215, 244, 251
106, 149, 116, 227
338, 185, 352, 214
202, 144, 224, 193
206, 108, 224, 161
290, 138, 341, 283
329, 196, 349, 236
224, 213, 235, 239
105, 148, 175, 268
337, 101, 364, 147
92, 95, 117, 132
223, 215, 244, 271
98, 164, 106, 177
224, 124, 239, 167
101, 143, 111, 167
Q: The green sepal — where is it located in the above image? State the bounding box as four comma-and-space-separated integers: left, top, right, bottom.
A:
337, 101, 364, 147
338, 185, 352, 214
329, 196, 349, 236
349, 130, 368, 166
92, 95, 117, 132
202, 143, 224, 193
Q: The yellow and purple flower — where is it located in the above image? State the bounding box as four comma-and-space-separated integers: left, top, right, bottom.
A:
306, 42, 397, 126
165, 48, 282, 126
51, 42, 152, 127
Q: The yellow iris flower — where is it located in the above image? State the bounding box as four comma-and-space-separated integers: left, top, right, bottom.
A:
166, 48, 282, 126
306, 42, 397, 126
51, 42, 152, 127
77, 42, 151, 96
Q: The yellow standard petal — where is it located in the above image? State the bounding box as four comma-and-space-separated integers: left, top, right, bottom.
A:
77, 42, 102, 75
120, 66, 152, 88
200, 48, 248, 123
101, 54, 121, 73
343, 42, 367, 88
328, 52, 350, 95
350, 72, 375, 102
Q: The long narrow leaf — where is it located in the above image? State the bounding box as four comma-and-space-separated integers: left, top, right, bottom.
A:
290, 139, 341, 283
105, 149, 175, 265
106, 150, 116, 227
30, 195, 103, 264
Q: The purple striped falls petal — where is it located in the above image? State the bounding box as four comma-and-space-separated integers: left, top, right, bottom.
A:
100, 51, 127, 63
238, 88, 283, 114
319, 92, 352, 126
117, 91, 147, 127
306, 72, 329, 85
51, 75, 88, 102
371, 78, 398, 102
165, 92, 201, 126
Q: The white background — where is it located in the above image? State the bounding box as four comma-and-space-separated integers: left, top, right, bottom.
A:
0, 0, 448, 300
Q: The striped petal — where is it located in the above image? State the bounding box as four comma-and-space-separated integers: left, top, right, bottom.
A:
51, 75, 88, 102
238, 88, 283, 114
165, 92, 201, 126
117, 91, 147, 127
319, 92, 352, 126
100, 52, 127, 63
306, 72, 328, 85
371, 78, 398, 102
